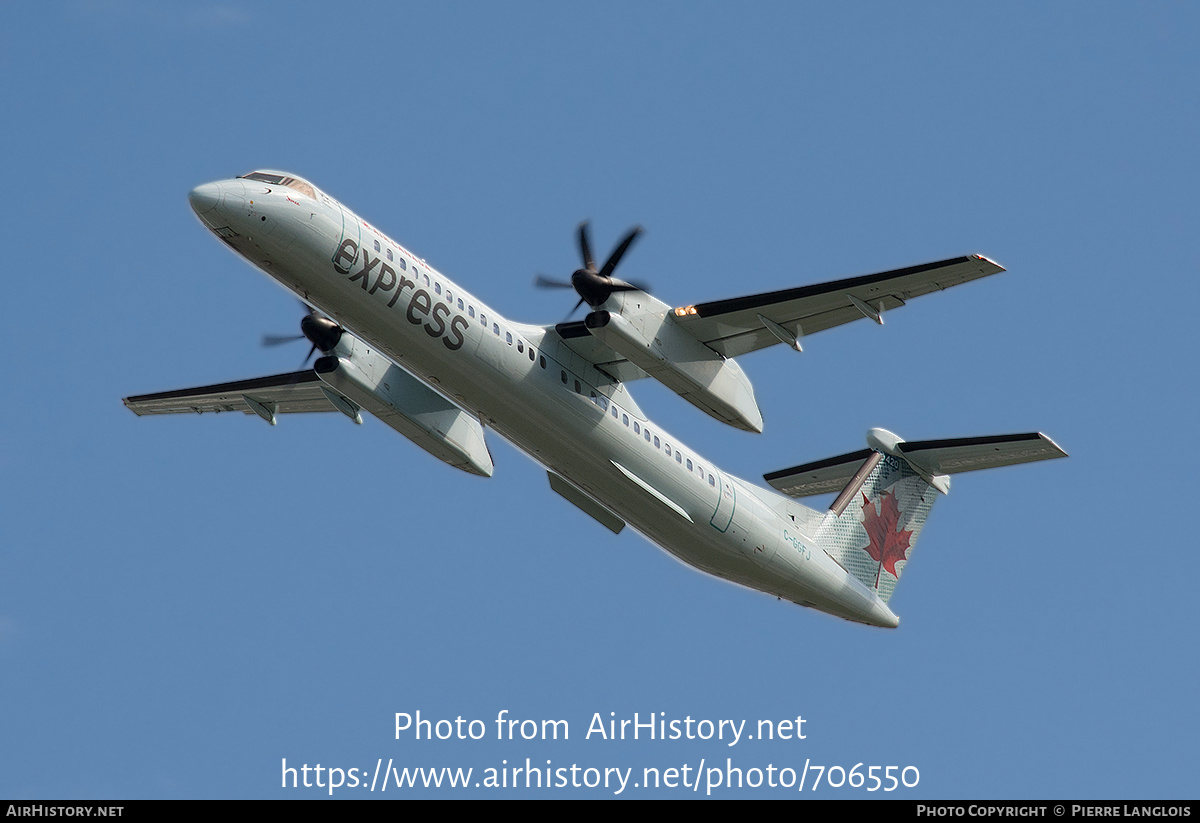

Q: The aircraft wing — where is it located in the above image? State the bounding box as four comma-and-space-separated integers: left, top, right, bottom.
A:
123, 370, 338, 418
549, 255, 1004, 376
674, 255, 1004, 358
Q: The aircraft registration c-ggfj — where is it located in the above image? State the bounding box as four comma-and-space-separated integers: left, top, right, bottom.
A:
125, 171, 1066, 628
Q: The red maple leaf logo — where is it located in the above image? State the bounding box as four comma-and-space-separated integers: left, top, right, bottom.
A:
860, 491, 913, 588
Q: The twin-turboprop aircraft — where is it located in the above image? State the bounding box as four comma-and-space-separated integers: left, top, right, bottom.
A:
124, 171, 1066, 628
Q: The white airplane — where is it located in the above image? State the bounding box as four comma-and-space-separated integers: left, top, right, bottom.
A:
125, 171, 1066, 628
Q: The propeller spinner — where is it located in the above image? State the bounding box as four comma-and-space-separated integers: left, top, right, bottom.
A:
262, 304, 343, 366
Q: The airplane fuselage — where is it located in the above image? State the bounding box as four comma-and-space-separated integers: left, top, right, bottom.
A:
187, 174, 902, 627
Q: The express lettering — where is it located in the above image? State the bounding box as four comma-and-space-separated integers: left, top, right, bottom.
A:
348, 250, 379, 289
334, 240, 467, 351
332, 239, 359, 274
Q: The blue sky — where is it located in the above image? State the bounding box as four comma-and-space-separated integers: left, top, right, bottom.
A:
3, 1, 1197, 799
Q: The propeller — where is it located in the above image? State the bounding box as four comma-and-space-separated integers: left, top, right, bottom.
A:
535, 222, 649, 318
262, 303, 343, 367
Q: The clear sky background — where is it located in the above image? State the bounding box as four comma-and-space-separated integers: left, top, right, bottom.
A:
3, 2, 1197, 799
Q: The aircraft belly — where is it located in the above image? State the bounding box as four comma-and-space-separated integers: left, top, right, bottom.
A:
329, 285, 880, 619
243, 202, 895, 624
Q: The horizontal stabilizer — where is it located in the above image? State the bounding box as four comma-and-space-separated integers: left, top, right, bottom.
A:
764, 448, 874, 497
765, 431, 1066, 499
894, 432, 1067, 476
795, 429, 1066, 605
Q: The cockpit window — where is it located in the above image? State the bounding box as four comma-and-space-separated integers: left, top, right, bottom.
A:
239, 171, 317, 200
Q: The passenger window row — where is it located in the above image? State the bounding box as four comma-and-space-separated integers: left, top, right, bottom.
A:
575, 380, 715, 487
369, 236, 547, 365
351, 233, 718, 487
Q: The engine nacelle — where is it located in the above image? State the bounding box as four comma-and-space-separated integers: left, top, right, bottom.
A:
584, 309, 763, 433
314, 337, 493, 476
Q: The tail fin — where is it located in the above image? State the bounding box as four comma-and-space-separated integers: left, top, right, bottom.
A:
764, 429, 1066, 604
815, 449, 937, 603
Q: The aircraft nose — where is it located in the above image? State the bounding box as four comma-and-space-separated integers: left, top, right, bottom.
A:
188, 182, 222, 216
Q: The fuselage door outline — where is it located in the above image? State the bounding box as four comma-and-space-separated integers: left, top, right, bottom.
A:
709, 470, 736, 533
332, 203, 361, 273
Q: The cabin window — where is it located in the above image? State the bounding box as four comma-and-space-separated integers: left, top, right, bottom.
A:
480, 313, 487, 326
665, 444, 672, 456
493, 323, 500, 336
386, 248, 393, 261
539, 355, 546, 368
528, 348, 535, 362
517, 340, 524, 353
458, 299, 464, 310
644, 429, 651, 442
654, 436, 661, 449
611, 405, 618, 419
709, 475, 716, 486
373, 240, 381, 252
623, 414, 629, 426
633, 422, 640, 435
561, 370, 567, 384
398, 258, 407, 270
469, 306, 475, 318
435, 282, 442, 295
676, 452, 683, 464
506, 332, 513, 345
574, 380, 581, 393
687, 459, 693, 471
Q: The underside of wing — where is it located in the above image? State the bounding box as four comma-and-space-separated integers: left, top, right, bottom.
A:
123, 370, 337, 417
550, 321, 649, 382
674, 255, 1004, 358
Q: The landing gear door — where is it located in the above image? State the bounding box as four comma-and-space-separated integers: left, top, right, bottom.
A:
331, 204, 361, 274
710, 470, 735, 533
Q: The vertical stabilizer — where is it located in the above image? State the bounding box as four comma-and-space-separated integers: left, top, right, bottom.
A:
764, 428, 1065, 604
814, 451, 940, 603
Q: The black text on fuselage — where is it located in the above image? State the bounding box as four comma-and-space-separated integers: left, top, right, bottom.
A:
334, 239, 468, 351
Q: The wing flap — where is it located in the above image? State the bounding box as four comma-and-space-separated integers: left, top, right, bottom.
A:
123, 370, 337, 417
